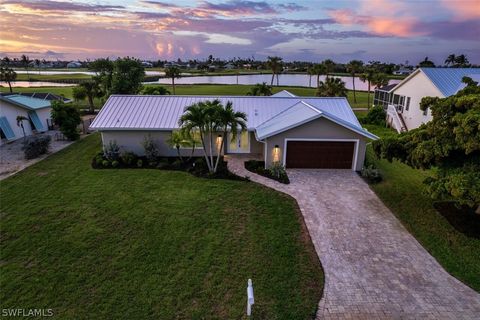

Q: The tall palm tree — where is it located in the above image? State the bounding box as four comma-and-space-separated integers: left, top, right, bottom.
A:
312, 63, 326, 87
371, 73, 390, 92
21, 55, 31, 81
34, 58, 41, 74
322, 59, 335, 78
267, 56, 282, 86
359, 68, 376, 107
454, 54, 469, 67
165, 66, 181, 94
307, 66, 314, 87
0, 67, 17, 93
213, 101, 247, 172
315, 77, 347, 97
346, 60, 363, 103
166, 130, 189, 162
445, 54, 456, 67
247, 82, 272, 96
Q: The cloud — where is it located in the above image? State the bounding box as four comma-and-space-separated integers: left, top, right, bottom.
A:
1, 0, 124, 12
440, 0, 480, 20
199, 0, 277, 15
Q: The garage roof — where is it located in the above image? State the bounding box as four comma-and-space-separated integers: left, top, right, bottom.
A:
90, 92, 377, 140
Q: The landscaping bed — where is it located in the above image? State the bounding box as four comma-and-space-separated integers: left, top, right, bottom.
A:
1, 134, 323, 318
245, 160, 290, 184
92, 153, 246, 181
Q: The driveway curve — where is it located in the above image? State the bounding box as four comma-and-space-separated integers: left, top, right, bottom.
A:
226, 155, 480, 320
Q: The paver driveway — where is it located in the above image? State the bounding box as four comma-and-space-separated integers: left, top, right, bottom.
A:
226, 156, 480, 320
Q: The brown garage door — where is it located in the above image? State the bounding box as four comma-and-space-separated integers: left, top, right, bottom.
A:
285, 141, 355, 169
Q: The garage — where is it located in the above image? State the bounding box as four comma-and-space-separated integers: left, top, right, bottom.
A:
285, 141, 355, 169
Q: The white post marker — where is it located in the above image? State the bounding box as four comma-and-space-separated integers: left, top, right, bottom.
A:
247, 279, 254, 316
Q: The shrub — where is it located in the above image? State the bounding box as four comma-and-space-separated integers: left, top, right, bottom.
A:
104, 141, 120, 161
136, 159, 143, 168
50, 100, 81, 140
268, 162, 289, 183
111, 160, 119, 168
120, 152, 137, 166
102, 160, 110, 167
142, 135, 158, 161
95, 154, 104, 166
171, 159, 183, 169
361, 165, 383, 183
361, 106, 386, 126
22, 134, 51, 159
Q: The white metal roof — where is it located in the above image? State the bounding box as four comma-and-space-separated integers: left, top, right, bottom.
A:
90, 95, 377, 140
271, 90, 297, 97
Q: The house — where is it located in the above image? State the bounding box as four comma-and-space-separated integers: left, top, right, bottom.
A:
0, 93, 70, 144
393, 68, 412, 76
386, 68, 480, 132
90, 92, 378, 170
141, 61, 153, 68
224, 63, 235, 70
66, 61, 82, 68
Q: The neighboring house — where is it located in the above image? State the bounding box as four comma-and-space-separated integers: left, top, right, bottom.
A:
373, 83, 398, 109
141, 61, 153, 68
0, 93, 70, 144
393, 68, 413, 76
224, 63, 235, 70
386, 68, 480, 132
66, 61, 82, 68
90, 92, 378, 170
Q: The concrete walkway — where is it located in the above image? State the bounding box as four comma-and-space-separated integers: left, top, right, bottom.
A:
226, 155, 480, 320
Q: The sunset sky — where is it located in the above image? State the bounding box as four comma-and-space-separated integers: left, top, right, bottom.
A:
1, 0, 479, 63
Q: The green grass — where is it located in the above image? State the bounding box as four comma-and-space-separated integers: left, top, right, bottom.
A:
0, 134, 323, 319
15, 73, 92, 82
365, 125, 480, 292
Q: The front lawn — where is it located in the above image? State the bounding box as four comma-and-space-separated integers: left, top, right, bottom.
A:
365, 125, 480, 292
0, 134, 323, 319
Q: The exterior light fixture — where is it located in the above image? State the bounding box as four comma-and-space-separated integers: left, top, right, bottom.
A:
273, 145, 280, 162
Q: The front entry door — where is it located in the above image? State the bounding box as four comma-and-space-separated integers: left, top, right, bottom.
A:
227, 131, 250, 153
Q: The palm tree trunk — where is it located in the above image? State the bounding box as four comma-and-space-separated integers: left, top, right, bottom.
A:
213, 128, 227, 172
309, 75, 311, 87
352, 75, 356, 103
271, 73, 274, 86
317, 74, 320, 87
199, 131, 213, 172
367, 82, 371, 107
209, 129, 215, 173
176, 146, 183, 162
8, 81, 12, 93
88, 95, 95, 114
172, 78, 175, 95
276, 74, 279, 86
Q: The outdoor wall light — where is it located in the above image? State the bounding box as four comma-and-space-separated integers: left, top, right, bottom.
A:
273, 145, 280, 162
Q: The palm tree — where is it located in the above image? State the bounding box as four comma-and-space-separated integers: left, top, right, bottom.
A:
454, 54, 469, 67
166, 131, 189, 162
165, 66, 181, 94
213, 102, 247, 172
34, 58, 41, 74
346, 60, 363, 103
307, 66, 315, 87
316, 77, 347, 97
445, 54, 456, 67
16, 116, 29, 140
72, 81, 102, 113
312, 63, 326, 87
371, 73, 390, 92
142, 86, 170, 95
247, 82, 272, 96
418, 56, 435, 68
359, 68, 376, 107
0, 67, 17, 93
322, 59, 336, 78
267, 56, 282, 86
21, 55, 31, 80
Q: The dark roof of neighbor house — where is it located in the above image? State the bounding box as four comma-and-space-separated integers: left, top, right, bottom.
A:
90, 92, 378, 140
376, 83, 397, 92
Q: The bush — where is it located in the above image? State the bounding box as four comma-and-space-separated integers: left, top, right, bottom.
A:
361, 106, 386, 126
137, 159, 143, 168
142, 135, 158, 161
361, 165, 383, 183
95, 154, 104, 166
22, 134, 51, 159
120, 152, 137, 166
102, 160, 110, 167
50, 100, 81, 140
245, 160, 290, 184
104, 141, 120, 161
111, 160, 119, 168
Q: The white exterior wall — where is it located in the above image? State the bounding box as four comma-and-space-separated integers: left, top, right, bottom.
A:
0, 100, 34, 141
35, 107, 52, 131
392, 71, 443, 130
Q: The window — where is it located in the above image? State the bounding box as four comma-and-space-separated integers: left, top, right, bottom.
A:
405, 97, 411, 111
177, 131, 203, 149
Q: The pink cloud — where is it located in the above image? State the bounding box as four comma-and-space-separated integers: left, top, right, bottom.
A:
441, 0, 480, 19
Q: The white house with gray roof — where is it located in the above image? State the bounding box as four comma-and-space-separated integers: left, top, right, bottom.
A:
386, 68, 480, 132
90, 92, 378, 170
